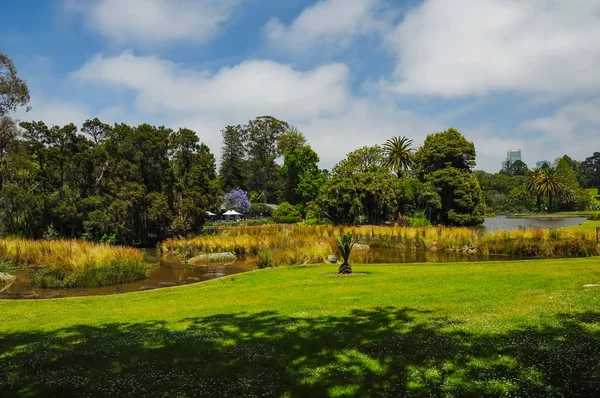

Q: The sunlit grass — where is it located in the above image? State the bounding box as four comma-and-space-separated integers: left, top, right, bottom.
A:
1, 258, 600, 396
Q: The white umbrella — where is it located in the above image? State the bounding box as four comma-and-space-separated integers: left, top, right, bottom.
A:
206, 211, 216, 216
223, 210, 242, 216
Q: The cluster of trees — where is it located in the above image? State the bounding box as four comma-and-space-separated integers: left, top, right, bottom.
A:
1, 119, 220, 245
477, 154, 598, 214
318, 128, 485, 226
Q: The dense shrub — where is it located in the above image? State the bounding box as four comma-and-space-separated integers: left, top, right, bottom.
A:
277, 216, 302, 224
30, 261, 148, 288
249, 203, 274, 218
274, 202, 300, 218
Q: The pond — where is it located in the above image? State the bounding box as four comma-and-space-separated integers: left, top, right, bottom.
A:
481, 215, 587, 232
1, 247, 521, 300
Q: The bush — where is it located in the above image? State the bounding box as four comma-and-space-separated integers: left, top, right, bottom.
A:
257, 250, 273, 268
274, 202, 300, 218
30, 260, 148, 288
277, 216, 302, 224
249, 203, 274, 218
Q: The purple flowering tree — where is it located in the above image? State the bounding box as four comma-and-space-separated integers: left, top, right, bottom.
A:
223, 188, 251, 214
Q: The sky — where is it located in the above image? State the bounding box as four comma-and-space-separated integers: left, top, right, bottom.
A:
2, 0, 600, 172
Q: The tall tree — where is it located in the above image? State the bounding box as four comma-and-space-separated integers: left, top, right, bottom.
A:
414, 128, 484, 226
244, 116, 289, 202
277, 126, 306, 156
219, 125, 246, 192
331, 145, 388, 177
383, 136, 414, 178
0, 53, 30, 116
414, 128, 476, 175
281, 145, 320, 204
579, 152, 600, 189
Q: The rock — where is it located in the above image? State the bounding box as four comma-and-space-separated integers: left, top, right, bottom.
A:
138, 286, 154, 291
188, 252, 237, 264
158, 281, 177, 287
115, 286, 126, 294
326, 255, 338, 263
583, 284, 600, 288
353, 243, 370, 251
187, 277, 201, 283
22, 290, 38, 299
0, 272, 16, 284
42, 291, 60, 299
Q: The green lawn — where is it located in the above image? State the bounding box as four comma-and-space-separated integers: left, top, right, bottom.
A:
2, 259, 600, 397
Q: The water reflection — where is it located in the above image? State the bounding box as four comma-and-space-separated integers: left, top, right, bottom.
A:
481, 216, 587, 232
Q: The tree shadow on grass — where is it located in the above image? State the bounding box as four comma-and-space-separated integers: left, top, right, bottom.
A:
1, 308, 600, 397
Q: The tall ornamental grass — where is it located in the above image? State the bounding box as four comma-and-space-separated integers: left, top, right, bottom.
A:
0, 239, 147, 288
162, 225, 600, 267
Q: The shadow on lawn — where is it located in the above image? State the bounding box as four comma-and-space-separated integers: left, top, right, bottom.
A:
1, 308, 600, 397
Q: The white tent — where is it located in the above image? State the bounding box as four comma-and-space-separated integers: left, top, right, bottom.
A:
223, 210, 242, 216
206, 211, 216, 216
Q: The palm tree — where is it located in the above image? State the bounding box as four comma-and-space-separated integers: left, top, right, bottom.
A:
335, 233, 356, 274
525, 168, 543, 212
383, 136, 414, 178
536, 167, 566, 212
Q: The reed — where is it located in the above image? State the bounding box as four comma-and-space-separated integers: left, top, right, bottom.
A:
161, 225, 600, 267
0, 238, 147, 288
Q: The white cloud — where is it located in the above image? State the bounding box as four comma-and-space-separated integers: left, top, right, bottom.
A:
520, 99, 600, 162
384, 0, 600, 97
16, 97, 89, 128
69, 51, 452, 169
265, 0, 388, 52
66, 0, 242, 44
72, 52, 351, 120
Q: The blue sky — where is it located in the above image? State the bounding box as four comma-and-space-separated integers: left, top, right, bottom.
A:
2, 0, 600, 172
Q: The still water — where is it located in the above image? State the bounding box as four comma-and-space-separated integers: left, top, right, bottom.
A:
481, 215, 587, 232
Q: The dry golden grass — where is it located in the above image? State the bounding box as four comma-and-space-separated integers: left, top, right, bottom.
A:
0, 238, 143, 270
162, 224, 600, 266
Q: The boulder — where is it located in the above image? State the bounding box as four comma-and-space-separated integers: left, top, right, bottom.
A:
138, 286, 155, 291
158, 281, 177, 287
326, 255, 338, 263
115, 286, 126, 294
188, 252, 237, 264
0, 272, 16, 285
187, 277, 201, 283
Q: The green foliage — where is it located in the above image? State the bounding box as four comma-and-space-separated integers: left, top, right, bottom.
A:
505, 159, 529, 176
415, 129, 484, 226
0, 119, 220, 245
277, 126, 306, 156
0, 53, 30, 116
579, 152, 600, 188
257, 250, 273, 268
274, 201, 300, 218
30, 261, 147, 288
331, 145, 388, 177
382, 136, 414, 178
281, 145, 322, 204
335, 232, 356, 265
219, 125, 247, 192
249, 203, 274, 218
414, 128, 476, 174
277, 216, 302, 224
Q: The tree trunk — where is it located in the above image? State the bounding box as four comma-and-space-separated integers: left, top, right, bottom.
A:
548, 194, 553, 213
338, 262, 352, 274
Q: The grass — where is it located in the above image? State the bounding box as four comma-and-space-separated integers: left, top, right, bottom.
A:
1, 258, 600, 396
0, 238, 147, 288
162, 225, 600, 265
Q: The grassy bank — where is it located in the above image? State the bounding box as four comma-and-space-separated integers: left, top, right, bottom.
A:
0, 239, 147, 288
1, 258, 600, 396
162, 225, 600, 266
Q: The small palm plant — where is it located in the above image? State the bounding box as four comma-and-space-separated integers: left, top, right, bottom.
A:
335, 233, 356, 274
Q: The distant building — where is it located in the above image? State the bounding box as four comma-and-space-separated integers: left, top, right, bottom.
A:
536, 160, 551, 168
502, 149, 522, 172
